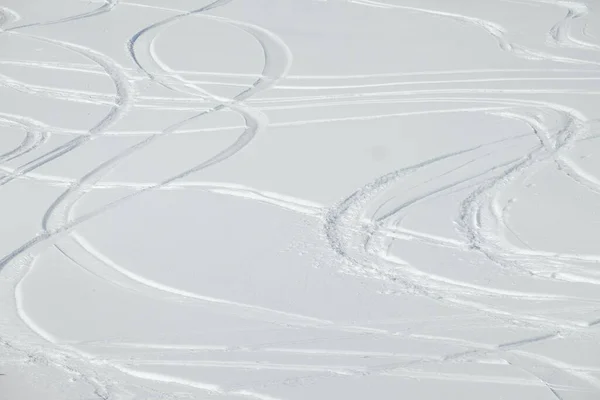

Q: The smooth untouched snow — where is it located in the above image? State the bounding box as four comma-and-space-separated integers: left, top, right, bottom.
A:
1, 0, 600, 399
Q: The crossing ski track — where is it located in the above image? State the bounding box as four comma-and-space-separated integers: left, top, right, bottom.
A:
2, 0, 600, 399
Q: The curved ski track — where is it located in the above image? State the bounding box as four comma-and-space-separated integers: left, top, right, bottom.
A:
1, 0, 600, 399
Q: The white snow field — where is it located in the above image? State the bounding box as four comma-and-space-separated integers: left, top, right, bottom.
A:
2, 0, 600, 399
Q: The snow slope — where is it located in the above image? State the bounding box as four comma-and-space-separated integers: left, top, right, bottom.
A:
1, 0, 600, 399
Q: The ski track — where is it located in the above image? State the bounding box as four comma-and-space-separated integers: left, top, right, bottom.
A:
1, 0, 600, 399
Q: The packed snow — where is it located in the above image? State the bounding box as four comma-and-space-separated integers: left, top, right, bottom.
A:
2, 0, 600, 399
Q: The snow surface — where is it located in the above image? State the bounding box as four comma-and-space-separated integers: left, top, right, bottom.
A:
1, 0, 600, 399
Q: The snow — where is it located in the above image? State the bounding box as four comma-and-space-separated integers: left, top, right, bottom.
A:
1, 0, 600, 399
